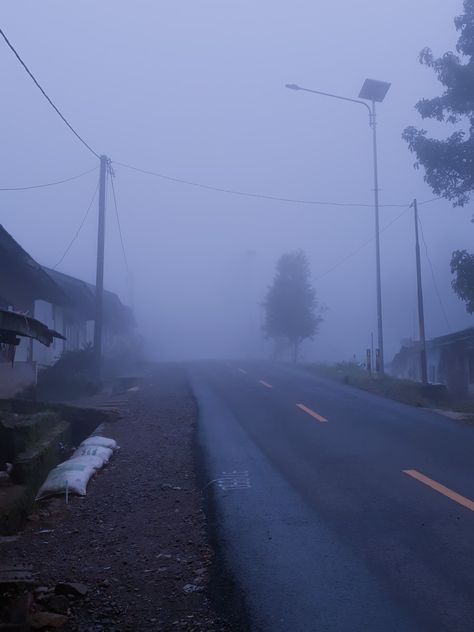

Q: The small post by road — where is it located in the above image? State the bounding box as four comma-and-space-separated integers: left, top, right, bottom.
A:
93, 154, 108, 379
413, 199, 428, 383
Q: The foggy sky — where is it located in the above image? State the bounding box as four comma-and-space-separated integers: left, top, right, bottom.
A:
2, 1, 472, 363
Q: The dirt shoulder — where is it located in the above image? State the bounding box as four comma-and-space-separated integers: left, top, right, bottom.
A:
1, 364, 237, 631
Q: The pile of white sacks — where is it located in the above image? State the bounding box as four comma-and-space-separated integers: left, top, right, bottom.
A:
36, 436, 119, 500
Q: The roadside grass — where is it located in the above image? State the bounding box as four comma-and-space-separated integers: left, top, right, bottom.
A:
303, 362, 474, 416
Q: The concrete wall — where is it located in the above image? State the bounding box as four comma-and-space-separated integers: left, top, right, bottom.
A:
32, 300, 64, 367
0, 361, 37, 397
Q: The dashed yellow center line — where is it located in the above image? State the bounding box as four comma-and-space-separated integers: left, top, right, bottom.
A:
259, 380, 273, 389
403, 469, 474, 512
296, 403, 328, 423
238, 368, 247, 375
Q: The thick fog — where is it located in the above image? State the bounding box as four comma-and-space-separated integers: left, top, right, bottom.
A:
2, 1, 472, 362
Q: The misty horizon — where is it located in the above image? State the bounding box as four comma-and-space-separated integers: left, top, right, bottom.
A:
2, 0, 472, 363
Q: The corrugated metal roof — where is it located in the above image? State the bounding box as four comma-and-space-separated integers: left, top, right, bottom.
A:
0, 226, 68, 307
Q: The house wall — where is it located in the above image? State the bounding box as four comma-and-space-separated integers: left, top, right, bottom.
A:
64, 317, 89, 352
0, 361, 37, 397
436, 343, 469, 395
427, 348, 441, 384
32, 300, 65, 367
392, 343, 471, 395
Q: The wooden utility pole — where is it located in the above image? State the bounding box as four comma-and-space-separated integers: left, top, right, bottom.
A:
413, 199, 428, 383
93, 155, 108, 378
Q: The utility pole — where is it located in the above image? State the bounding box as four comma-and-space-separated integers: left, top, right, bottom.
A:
413, 198, 428, 383
371, 100, 384, 375
93, 155, 108, 378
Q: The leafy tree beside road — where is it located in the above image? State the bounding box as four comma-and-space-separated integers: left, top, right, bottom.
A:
403, 0, 474, 312
451, 250, 474, 313
403, 0, 474, 208
263, 250, 323, 363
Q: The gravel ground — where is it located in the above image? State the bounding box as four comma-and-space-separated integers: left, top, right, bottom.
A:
1, 365, 239, 631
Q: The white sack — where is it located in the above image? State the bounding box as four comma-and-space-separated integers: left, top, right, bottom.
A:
62, 454, 104, 471
80, 436, 119, 451
72, 445, 113, 464
36, 461, 95, 499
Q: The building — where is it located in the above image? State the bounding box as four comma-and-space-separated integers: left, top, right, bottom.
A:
391, 328, 474, 396
0, 225, 134, 396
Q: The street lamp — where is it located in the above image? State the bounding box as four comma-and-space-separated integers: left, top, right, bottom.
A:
286, 78, 391, 374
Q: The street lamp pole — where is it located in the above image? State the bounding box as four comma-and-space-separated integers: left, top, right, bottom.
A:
370, 99, 384, 374
286, 79, 390, 374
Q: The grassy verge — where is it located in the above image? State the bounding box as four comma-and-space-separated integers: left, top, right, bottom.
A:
303, 362, 474, 415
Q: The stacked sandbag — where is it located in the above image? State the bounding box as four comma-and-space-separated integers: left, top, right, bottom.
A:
36, 435, 119, 500
36, 460, 95, 499
71, 444, 113, 465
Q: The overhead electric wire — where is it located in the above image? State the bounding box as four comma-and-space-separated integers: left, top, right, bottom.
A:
417, 213, 452, 332
0, 26, 100, 159
52, 180, 99, 269
113, 160, 410, 209
315, 206, 411, 281
0, 166, 97, 191
109, 169, 130, 272
0, 28, 450, 211
418, 197, 443, 206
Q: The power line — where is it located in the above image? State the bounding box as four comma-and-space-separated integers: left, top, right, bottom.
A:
0, 25, 451, 211
417, 213, 452, 332
113, 160, 410, 209
109, 168, 130, 272
418, 197, 443, 206
0, 27, 100, 159
315, 207, 411, 281
52, 180, 99, 269
0, 166, 97, 191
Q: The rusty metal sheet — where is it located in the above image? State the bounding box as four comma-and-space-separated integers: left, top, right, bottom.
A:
0, 309, 65, 347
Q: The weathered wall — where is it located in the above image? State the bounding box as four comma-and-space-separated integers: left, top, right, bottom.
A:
0, 361, 37, 398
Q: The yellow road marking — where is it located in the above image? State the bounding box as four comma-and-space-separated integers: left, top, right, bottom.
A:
403, 469, 474, 512
259, 380, 273, 389
238, 368, 247, 375
296, 403, 327, 423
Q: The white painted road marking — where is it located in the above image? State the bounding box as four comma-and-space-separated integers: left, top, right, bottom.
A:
216, 471, 251, 490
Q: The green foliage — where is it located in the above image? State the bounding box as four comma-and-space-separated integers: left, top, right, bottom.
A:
305, 363, 441, 408
263, 250, 322, 361
403, 0, 474, 207
451, 249, 474, 312
34, 348, 98, 401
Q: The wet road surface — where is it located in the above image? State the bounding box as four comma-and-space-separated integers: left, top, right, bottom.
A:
191, 361, 474, 632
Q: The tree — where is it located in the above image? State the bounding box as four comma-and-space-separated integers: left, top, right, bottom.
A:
263, 250, 322, 362
403, 1, 474, 313
451, 249, 474, 312
403, 0, 474, 207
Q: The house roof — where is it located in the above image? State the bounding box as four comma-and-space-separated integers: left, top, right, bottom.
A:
394, 327, 474, 365
0, 226, 68, 307
427, 326, 474, 349
84, 282, 135, 334
44, 268, 135, 334
43, 268, 96, 321
44, 268, 134, 334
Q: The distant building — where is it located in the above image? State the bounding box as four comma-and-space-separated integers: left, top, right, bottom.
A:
391, 328, 474, 396
0, 225, 134, 396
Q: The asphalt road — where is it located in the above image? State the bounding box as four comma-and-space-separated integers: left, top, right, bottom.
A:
190, 361, 474, 632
